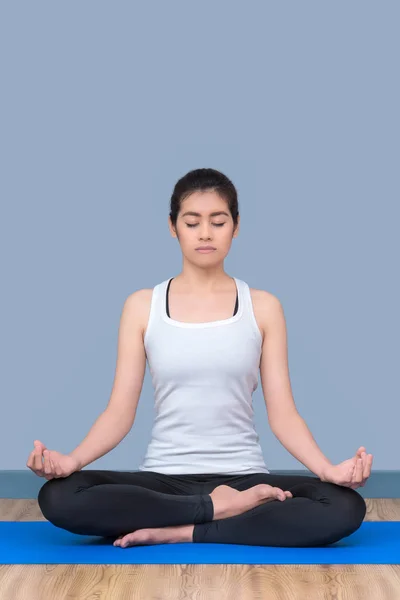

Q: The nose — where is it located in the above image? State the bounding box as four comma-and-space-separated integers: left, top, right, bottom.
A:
199, 224, 212, 240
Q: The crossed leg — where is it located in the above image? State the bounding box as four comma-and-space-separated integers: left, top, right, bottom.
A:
37, 469, 366, 548
192, 473, 367, 547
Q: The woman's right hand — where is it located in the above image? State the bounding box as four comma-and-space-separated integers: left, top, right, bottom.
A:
26, 440, 80, 480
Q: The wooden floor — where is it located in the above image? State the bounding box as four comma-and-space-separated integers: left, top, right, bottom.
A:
0, 498, 399, 600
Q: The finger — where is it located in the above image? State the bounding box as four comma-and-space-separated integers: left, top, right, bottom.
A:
51, 457, 61, 478
351, 458, 363, 486
43, 450, 53, 480
47, 455, 57, 479
350, 467, 362, 490
359, 452, 367, 486
355, 447, 366, 464
34, 443, 44, 474
361, 454, 373, 486
348, 468, 355, 485
357, 458, 364, 480
274, 488, 286, 501
118, 535, 131, 548
366, 454, 373, 475
347, 460, 356, 484
362, 452, 368, 478
26, 449, 35, 469
43, 451, 50, 474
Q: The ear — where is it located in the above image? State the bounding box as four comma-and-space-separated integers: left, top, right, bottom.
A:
233, 216, 240, 238
168, 216, 178, 239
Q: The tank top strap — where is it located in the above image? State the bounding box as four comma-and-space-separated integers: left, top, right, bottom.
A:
235, 278, 263, 344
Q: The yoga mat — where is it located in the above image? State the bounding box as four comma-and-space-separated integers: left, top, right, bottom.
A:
1, 521, 399, 565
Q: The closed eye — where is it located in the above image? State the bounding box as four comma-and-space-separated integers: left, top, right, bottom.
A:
186, 223, 226, 228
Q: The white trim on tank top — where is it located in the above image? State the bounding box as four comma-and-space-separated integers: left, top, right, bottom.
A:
161, 276, 244, 329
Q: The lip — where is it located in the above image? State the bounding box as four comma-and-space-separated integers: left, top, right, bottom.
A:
196, 247, 216, 252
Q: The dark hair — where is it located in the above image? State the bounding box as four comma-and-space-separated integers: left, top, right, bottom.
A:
169, 168, 239, 231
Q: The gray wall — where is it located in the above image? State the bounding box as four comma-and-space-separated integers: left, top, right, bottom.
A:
1, 1, 399, 474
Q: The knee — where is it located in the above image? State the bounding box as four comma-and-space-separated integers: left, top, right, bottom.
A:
340, 487, 366, 527
328, 487, 367, 542
37, 478, 63, 523
37, 474, 78, 526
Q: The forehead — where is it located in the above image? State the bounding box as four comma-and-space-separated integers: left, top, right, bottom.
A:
180, 190, 228, 217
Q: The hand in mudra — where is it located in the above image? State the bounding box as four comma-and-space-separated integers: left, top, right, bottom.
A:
321, 446, 373, 489
26, 440, 80, 480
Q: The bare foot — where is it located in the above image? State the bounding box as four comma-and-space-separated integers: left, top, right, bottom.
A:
114, 524, 194, 548
209, 484, 293, 520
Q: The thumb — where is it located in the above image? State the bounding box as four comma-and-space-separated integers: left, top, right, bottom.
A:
34, 440, 47, 450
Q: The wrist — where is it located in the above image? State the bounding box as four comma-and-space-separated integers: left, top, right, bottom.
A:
69, 452, 83, 470
318, 462, 333, 482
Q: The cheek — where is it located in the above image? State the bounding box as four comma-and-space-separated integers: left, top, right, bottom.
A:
223, 231, 235, 242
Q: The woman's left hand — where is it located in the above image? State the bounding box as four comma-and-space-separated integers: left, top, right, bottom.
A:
320, 446, 373, 489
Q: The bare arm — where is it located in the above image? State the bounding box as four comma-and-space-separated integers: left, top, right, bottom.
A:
269, 411, 333, 477
259, 293, 332, 476
259, 292, 298, 427
68, 409, 134, 469
69, 291, 148, 469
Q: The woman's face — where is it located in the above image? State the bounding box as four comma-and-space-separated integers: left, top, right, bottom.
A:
168, 190, 240, 264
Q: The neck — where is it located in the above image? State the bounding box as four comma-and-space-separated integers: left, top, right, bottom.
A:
173, 270, 233, 294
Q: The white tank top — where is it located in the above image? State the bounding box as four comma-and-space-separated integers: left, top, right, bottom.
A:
138, 276, 270, 475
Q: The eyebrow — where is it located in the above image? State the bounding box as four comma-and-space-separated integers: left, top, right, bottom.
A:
181, 211, 230, 218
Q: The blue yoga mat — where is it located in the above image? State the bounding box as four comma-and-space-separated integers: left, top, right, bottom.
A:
1, 521, 399, 564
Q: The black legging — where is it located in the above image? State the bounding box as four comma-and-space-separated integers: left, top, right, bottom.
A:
37, 469, 367, 547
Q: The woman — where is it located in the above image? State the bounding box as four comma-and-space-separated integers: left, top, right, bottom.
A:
29, 168, 372, 549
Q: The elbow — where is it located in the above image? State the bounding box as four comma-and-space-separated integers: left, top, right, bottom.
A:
105, 407, 135, 436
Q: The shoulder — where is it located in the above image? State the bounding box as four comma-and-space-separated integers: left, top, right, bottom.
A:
123, 287, 154, 308
123, 287, 155, 338
248, 286, 282, 310
248, 287, 284, 338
